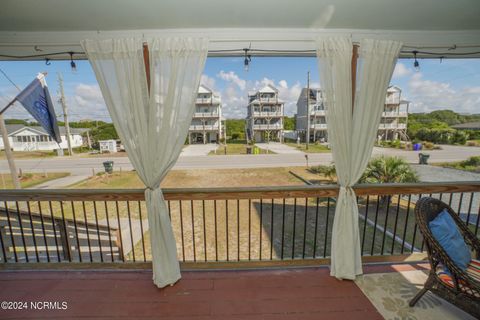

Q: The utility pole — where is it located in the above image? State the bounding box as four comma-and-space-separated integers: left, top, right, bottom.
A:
86, 130, 92, 149
0, 114, 20, 189
306, 71, 310, 150
58, 73, 73, 156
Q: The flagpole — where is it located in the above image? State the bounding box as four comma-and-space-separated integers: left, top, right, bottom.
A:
0, 113, 20, 189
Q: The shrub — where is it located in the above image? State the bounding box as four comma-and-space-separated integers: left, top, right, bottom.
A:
360, 156, 419, 184
309, 165, 336, 179
423, 141, 434, 149
462, 156, 480, 167
390, 139, 401, 148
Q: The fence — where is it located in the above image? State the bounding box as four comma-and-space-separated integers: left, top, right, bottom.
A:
0, 182, 479, 264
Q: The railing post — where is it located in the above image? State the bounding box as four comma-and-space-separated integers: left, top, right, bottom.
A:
57, 220, 71, 261
115, 229, 124, 261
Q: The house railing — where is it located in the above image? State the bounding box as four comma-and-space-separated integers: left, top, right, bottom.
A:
310, 124, 327, 129
253, 111, 283, 117
382, 111, 408, 117
0, 182, 479, 265
193, 112, 220, 118
310, 110, 326, 116
189, 124, 218, 131
385, 97, 400, 105
252, 124, 283, 130
379, 123, 407, 129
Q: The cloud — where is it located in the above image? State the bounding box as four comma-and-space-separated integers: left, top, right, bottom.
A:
392, 62, 412, 79
69, 84, 110, 121
200, 74, 216, 90
217, 70, 246, 90
406, 72, 480, 114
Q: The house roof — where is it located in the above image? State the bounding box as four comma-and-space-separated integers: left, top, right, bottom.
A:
258, 85, 278, 94
387, 86, 402, 93
198, 84, 212, 94
4, 125, 89, 136
451, 122, 480, 130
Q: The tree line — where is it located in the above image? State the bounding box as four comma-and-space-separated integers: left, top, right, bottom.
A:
407, 110, 480, 144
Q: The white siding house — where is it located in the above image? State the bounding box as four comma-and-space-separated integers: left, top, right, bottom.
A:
246, 85, 284, 143
188, 85, 224, 144
296, 86, 409, 142
0, 125, 88, 151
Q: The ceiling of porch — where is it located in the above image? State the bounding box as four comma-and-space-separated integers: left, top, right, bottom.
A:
2, 0, 480, 31
1, 0, 479, 59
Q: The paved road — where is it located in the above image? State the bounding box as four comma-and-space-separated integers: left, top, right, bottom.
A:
1, 145, 478, 176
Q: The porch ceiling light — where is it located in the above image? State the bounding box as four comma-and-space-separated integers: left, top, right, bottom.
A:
413, 50, 420, 71
243, 48, 251, 72
69, 51, 77, 72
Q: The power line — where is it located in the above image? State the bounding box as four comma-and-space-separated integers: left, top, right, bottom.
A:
0, 68, 21, 91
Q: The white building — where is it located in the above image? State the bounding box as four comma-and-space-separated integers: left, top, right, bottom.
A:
246, 85, 284, 143
379, 86, 410, 141
296, 86, 409, 142
0, 124, 88, 151
188, 85, 224, 144
99, 140, 117, 153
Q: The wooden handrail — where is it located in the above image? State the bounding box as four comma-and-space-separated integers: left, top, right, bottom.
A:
0, 181, 478, 201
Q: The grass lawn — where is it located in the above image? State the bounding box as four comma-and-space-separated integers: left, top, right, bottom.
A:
208, 144, 275, 155
0, 172, 69, 189
433, 159, 480, 173
71, 167, 307, 189
0, 150, 56, 159
285, 143, 330, 153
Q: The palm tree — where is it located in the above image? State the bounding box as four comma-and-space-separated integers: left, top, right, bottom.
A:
360, 156, 419, 184
360, 156, 419, 204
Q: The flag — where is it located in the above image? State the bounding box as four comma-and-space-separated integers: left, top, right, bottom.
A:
15, 74, 62, 143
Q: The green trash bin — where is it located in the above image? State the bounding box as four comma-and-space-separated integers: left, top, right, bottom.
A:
103, 161, 114, 173
418, 153, 430, 165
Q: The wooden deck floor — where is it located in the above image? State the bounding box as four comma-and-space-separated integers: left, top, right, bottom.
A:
0, 266, 391, 319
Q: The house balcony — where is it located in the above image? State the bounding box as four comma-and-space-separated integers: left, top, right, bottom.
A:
252, 123, 283, 130
385, 97, 400, 105
252, 111, 283, 117
257, 97, 279, 104
196, 97, 221, 105
379, 123, 407, 129
189, 124, 219, 131
192, 112, 220, 118
0, 182, 478, 318
311, 110, 326, 116
1, 182, 477, 264
310, 123, 327, 129
382, 111, 408, 117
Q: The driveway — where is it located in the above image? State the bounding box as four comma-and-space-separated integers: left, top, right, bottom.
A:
255, 142, 304, 154
181, 144, 218, 156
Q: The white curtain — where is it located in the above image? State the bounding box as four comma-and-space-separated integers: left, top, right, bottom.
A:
82, 37, 208, 287
316, 38, 402, 280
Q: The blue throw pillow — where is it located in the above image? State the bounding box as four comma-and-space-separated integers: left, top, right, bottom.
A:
429, 209, 471, 271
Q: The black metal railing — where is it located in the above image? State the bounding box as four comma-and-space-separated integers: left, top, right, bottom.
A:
0, 182, 478, 264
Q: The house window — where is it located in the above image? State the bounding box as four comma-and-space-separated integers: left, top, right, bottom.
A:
16, 136, 22, 142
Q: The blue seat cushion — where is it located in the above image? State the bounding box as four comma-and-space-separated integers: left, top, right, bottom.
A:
429, 209, 471, 271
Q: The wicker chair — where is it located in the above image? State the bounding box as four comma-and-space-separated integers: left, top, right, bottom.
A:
409, 197, 480, 318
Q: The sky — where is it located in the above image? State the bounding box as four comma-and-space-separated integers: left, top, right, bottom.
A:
0, 56, 479, 121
